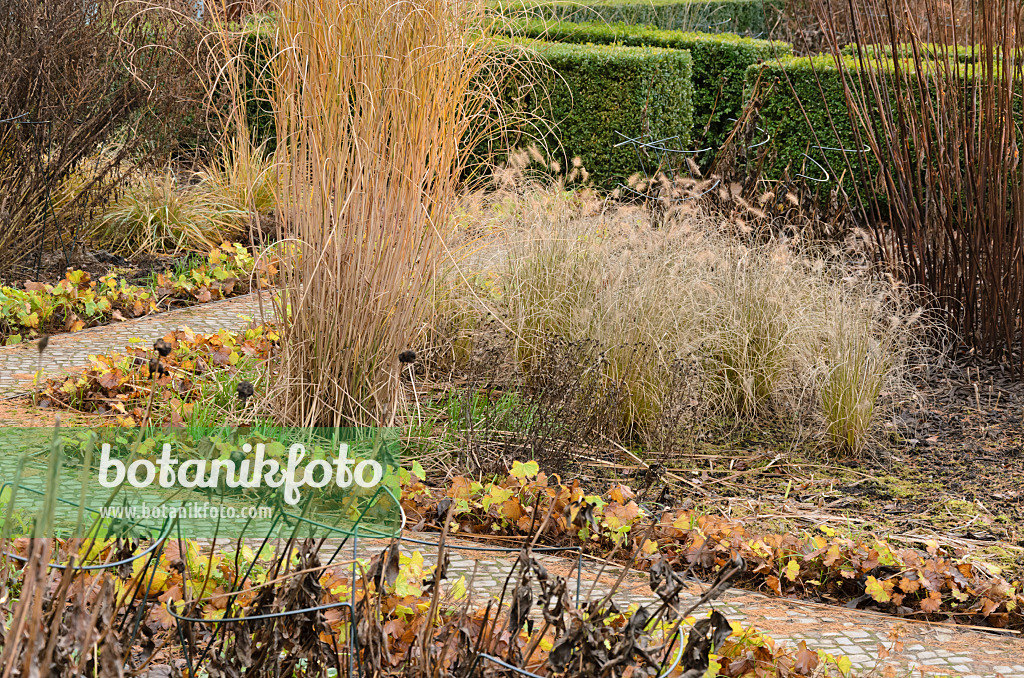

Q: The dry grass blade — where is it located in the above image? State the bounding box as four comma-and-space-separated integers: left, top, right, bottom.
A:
270, 0, 499, 426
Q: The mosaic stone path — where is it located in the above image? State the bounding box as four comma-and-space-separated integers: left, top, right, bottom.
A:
327, 534, 1022, 678
0, 293, 274, 396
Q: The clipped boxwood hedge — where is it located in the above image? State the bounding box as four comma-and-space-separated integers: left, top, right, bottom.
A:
241, 24, 276, 153
744, 55, 1022, 202
511, 0, 783, 36
744, 56, 878, 198
239, 30, 692, 189
839, 42, 982, 64
510, 19, 790, 152
487, 39, 694, 187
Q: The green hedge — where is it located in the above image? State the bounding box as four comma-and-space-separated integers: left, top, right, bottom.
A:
511, 0, 783, 36
511, 19, 789, 152
238, 29, 693, 189
744, 55, 1021, 201
744, 56, 877, 198
839, 43, 981, 64
241, 25, 276, 153
486, 39, 694, 187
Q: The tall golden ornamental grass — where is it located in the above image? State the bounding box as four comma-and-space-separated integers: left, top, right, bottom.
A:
271, 0, 496, 426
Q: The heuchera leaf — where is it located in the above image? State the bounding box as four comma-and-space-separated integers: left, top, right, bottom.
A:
510, 460, 539, 479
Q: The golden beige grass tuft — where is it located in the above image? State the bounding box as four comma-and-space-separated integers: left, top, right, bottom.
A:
436, 175, 926, 455
269, 0, 499, 427
91, 171, 247, 255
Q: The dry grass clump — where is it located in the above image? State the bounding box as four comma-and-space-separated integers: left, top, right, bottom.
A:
196, 136, 278, 217
815, 282, 923, 454
269, 0, 498, 427
88, 132, 278, 255
438, 175, 925, 456
91, 170, 247, 255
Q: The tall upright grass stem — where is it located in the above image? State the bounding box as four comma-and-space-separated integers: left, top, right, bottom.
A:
271, 0, 498, 426
809, 0, 1024, 368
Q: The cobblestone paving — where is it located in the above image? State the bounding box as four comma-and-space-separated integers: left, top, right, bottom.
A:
0, 294, 274, 396
330, 534, 1023, 678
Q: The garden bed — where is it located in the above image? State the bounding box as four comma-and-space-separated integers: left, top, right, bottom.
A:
0, 243, 277, 345
20, 321, 1024, 633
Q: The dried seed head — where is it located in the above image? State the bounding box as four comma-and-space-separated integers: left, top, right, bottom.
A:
154, 339, 172, 357
237, 381, 254, 401
148, 358, 162, 376
398, 349, 417, 364
37, 334, 49, 353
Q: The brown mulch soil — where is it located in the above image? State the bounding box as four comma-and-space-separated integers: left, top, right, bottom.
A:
0, 396, 101, 427
848, 351, 1023, 543
893, 356, 1023, 534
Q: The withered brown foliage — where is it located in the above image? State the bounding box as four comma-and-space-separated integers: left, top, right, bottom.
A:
0, 0, 209, 281
1, 523, 749, 677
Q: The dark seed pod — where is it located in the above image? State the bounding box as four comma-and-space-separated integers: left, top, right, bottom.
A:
237, 381, 254, 401
154, 339, 172, 357
148, 358, 162, 376
398, 349, 417, 364
37, 334, 49, 353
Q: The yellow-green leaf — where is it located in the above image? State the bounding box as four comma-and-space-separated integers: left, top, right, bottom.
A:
510, 460, 539, 479
865, 575, 891, 603
449, 575, 467, 600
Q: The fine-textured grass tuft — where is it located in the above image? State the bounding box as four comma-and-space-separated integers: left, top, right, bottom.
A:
197, 136, 278, 217
92, 172, 247, 255
816, 289, 923, 455
433, 168, 926, 456
90, 140, 278, 256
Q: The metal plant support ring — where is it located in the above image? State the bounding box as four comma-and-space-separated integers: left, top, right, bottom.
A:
0, 482, 173, 571
797, 153, 830, 183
